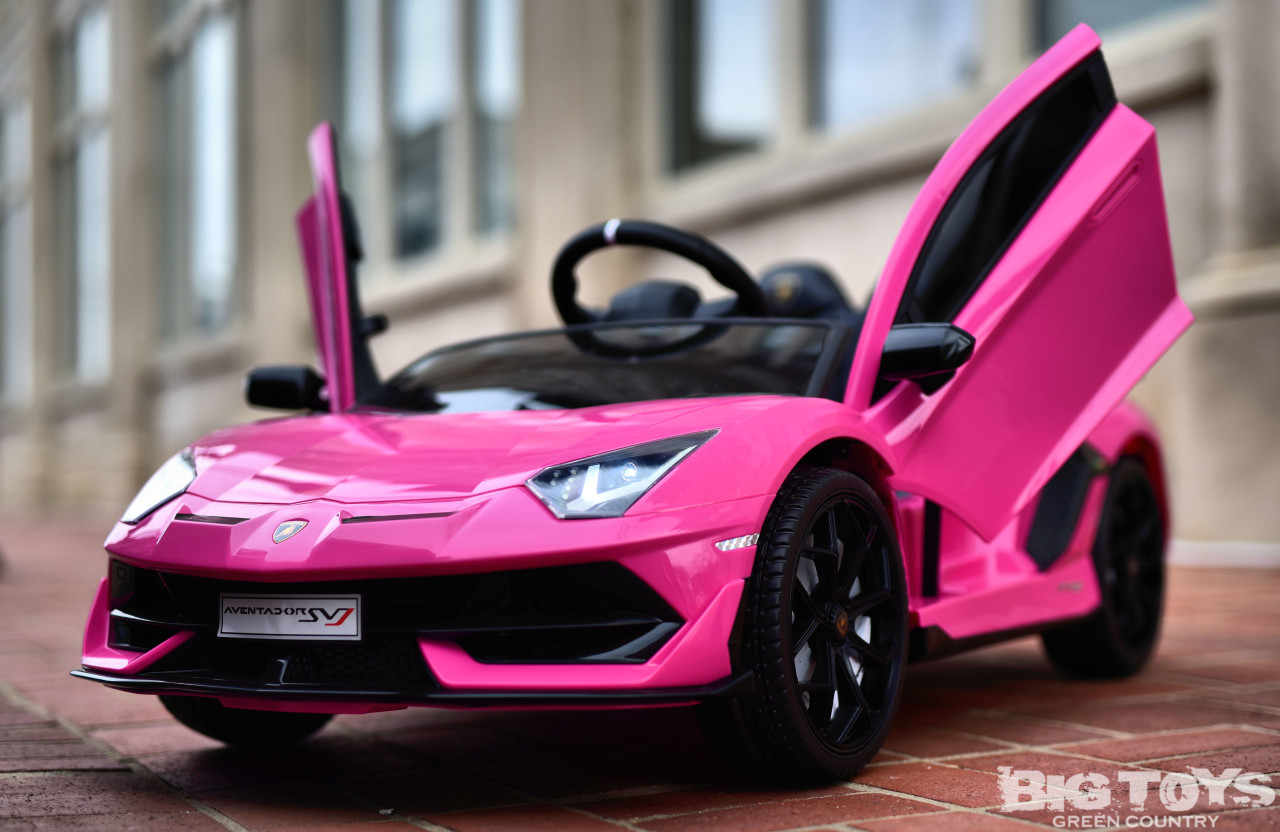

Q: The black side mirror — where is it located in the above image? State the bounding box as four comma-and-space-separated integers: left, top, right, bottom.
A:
879, 323, 975, 394
245, 365, 327, 411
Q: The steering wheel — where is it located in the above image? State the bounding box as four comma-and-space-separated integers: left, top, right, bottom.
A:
552, 219, 770, 327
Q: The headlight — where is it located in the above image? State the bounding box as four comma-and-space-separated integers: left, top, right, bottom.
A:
121, 449, 197, 524
526, 430, 717, 519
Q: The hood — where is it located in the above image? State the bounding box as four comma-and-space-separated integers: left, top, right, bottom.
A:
186, 398, 773, 505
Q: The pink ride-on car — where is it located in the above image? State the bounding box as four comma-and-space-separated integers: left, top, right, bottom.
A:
75, 25, 1192, 783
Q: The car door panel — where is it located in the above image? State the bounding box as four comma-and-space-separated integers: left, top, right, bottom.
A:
295, 123, 377, 412
850, 25, 1192, 540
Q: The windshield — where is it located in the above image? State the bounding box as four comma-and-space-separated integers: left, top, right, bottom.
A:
364, 321, 847, 414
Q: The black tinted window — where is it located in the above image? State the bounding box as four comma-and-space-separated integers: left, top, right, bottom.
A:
896, 51, 1116, 325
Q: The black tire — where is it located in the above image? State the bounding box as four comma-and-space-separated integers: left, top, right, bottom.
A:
699, 467, 908, 784
1042, 457, 1165, 678
160, 695, 333, 748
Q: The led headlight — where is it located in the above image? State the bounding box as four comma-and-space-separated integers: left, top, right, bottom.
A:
121, 449, 197, 524
526, 430, 717, 519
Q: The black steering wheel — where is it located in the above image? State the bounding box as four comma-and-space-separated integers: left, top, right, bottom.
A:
552, 219, 770, 327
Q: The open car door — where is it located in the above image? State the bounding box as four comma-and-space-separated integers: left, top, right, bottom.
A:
847, 25, 1192, 541
296, 122, 378, 412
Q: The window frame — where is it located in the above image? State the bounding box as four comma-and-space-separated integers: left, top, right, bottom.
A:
147, 0, 243, 346
334, 0, 521, 294
50, 2, 113, 382
0, 99, 32, 406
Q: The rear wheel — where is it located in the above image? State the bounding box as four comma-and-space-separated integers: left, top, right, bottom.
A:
1042, 457, 1165, 678
699, 467, 908, 784
160, 695, 333, 748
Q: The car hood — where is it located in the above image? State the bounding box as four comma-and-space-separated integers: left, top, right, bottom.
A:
187, 398, 769, 505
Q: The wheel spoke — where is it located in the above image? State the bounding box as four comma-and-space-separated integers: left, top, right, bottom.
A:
835, 508, 877, 598
848, 632, 890, 666
792, 616, 822, 658
793, 578, 822, 622
846, 587, 892, 618
830, 648, 869, 744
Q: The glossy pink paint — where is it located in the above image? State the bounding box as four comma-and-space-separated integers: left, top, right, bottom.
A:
81, 25, 1190, 711
296, 123, 357, 412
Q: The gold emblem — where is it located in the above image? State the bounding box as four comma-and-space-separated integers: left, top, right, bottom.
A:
771, 272, 801, 309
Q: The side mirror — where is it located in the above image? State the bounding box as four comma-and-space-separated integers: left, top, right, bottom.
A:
879, 323, 975, 394
245, 365, 327, 411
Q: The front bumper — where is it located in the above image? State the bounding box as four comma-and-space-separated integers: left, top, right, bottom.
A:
79, 489, 770, 709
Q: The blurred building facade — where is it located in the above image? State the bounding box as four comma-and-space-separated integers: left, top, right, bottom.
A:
0, 0, 1276, 552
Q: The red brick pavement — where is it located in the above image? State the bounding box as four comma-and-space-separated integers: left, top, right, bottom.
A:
2, 519, 1279, 830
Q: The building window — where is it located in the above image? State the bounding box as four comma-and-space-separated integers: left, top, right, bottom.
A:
1033, 0, 1209, 50
52, 5, 111, 381
341, 0, 522, 265
153, 3, 238, 342
808, 0, 980, 131
472, 0, 519, 234
0, 101, 32, 403
667, 0, 776, 172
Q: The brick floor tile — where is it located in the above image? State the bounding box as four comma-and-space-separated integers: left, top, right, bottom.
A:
91, 723, 224, 757
0, 703, 48, 728
1150, 745, 1280, 775
0, 740, 106, 760
579, 785, 850, 822
853, 762, 1004, 808
0, 755, 126, 772
938, 714, 1111, 746
429, 804, 625, 832
1059, 729, 1280, 762
1176, 663, 1280, 684
197, 784, 386, 829
634, 792, 935, 832
0, 722, 82, 743
1192, 687, 1280, 710
1011, 699, 1270, 733
468, 753, 667, 800
0, 811, 224, 830
140, 740, 427, 794
857, 810, 1048, 831
17, 680, 167, 728
881, 725, 1010, 758
0, 772, 191, 817
277, 819, 422, 824
340, 769, 530, 816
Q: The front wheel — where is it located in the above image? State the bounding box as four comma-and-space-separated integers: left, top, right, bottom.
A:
160, 695, 333, 748
699, 467, 908, 784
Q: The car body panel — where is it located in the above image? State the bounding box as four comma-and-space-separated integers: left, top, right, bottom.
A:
848, 24, 1192, 540
296, 123, 377, 411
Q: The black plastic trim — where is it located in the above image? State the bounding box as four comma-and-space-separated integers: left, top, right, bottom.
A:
70, 668, 755, 707
921, 500, 941, 598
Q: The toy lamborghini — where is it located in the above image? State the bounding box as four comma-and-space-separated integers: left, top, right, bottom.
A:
75, 26, 1191, 783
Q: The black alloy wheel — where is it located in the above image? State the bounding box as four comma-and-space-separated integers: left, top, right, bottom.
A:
698, 467, 907, 783
1043, 456, 1165, 678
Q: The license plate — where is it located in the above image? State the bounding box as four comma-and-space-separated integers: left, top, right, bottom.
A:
218, 594, 361, 641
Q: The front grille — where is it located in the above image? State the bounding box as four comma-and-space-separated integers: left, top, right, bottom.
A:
280, 639, 428, 684
109, 560, 683, 671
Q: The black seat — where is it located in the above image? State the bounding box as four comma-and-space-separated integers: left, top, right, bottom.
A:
604, 281, 702, 321
760, 263, 864, 333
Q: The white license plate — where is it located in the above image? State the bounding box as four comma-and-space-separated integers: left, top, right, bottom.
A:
218, 594, 361, 641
